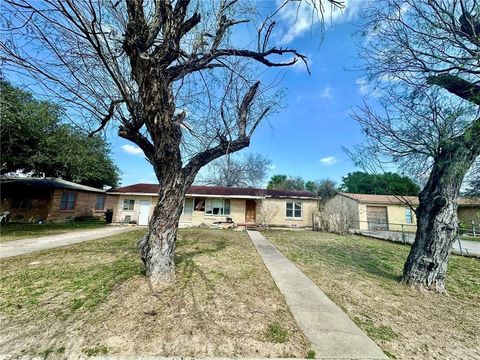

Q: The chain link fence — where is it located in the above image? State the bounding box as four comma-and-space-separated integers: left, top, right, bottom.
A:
351, 220, 479, 257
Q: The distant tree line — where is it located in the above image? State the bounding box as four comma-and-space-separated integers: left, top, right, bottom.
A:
339, 172, 420, 196
266, 171, 420, 201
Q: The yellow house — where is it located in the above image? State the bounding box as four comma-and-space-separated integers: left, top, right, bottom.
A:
326, 193, 480, 232
106, 184, 318, 228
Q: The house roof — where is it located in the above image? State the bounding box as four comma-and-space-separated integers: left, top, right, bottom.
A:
339, 192, 480, 207
0, 177, 105, 193
108, 183, 318, 199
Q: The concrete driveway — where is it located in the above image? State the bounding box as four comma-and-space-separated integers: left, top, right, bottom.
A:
0, 226, 140, 259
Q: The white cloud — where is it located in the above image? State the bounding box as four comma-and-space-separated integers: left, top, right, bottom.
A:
356, 78, 370, 95
121, 144, 144, 156
319, 156, 337, 165
356, 77, 381, 97
277, 0, 367, 44
319, 86, 333, 100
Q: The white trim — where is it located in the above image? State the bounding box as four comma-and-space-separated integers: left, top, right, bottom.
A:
108, 192, 158, 196
108, 192, 316, 200
189, 194, 261, 199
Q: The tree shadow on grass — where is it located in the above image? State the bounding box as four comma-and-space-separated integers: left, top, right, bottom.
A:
172, 238, 229, 318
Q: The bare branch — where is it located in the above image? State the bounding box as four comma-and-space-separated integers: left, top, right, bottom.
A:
427, 74, 480, 105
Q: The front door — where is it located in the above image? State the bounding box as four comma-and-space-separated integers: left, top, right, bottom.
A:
138, 200, 151, 226
367, 206, 388, 231
245, 200, 256, 223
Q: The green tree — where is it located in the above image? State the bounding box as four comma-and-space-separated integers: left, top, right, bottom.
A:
340, 172, 420, 196
311, 179, 338, 203
304, 180, 317, 193
0, 80, 119, 188
267, 175, 305, 191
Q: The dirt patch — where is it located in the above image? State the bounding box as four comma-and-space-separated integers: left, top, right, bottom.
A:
0, 228, 308, 358
264, 230, 480, 360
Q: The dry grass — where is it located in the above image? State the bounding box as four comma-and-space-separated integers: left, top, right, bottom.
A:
263, 230, 480, 360
0, 221, 107, 242
0, 228, 309, 358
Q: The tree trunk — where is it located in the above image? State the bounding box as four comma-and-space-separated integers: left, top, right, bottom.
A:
402, 143, 478, 292
138, 172, 189, 291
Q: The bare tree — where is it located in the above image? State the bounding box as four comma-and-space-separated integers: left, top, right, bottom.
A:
256, 197, 280, 228
354, 0, 480, 292
197, 153, 271, 188
0, 0, 342, 290
314, 195, 359, 234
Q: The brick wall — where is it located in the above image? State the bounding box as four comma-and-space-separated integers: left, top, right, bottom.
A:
47, 189, 105, 223
1, 193, 52, 223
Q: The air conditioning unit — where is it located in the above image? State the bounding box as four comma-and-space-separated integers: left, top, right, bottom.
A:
123, 215, 132, 224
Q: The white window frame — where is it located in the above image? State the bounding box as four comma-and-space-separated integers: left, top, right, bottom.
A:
123, 198, 135, 211
285, 201, 302, 219
405, 208, 414, 224
204, 198, 231, 216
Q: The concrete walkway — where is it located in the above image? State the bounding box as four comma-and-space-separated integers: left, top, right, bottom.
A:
0, 226, 139, 259
247, 230, 387, 359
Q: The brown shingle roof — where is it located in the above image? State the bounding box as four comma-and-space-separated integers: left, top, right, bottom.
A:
108, 183, 317, 199
339, 192, 480, 207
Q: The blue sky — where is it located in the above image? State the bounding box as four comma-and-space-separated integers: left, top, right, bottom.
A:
103, 2, 372, 186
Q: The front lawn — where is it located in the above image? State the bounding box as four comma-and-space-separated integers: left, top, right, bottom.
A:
0, 221, 107, 242
0, 228, 309, 358
263, 230, 480, 360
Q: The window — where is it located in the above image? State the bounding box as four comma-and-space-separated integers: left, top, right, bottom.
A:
60, 191, 76, 210
194, 198, 205, 211
406, 208, 413, 224
11, 198, 31, 210
205, 198, 230, 216
183, 198, 194, 215
95, 195, 106, 211
286, 201, 302, 219
123, 199, 135, 211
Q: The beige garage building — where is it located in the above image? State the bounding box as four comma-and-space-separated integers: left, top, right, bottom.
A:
324, 192, 480, 232
106, 184, 318, 228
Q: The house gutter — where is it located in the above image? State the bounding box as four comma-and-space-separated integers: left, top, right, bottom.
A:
107, 192, 316, 200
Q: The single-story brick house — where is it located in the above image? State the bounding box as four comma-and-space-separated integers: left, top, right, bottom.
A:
325, 192, 480, 231
0, 177, 106, 223
106, 184, 318, 228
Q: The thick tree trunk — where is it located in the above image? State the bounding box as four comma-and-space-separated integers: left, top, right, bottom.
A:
138, 177, 188, 290
402, 144, 478, 292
